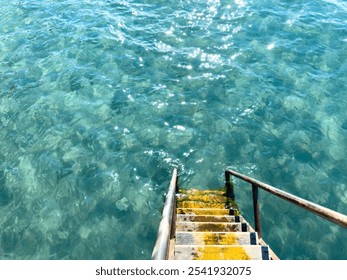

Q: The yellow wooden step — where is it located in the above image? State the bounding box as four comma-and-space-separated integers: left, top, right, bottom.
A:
177, 194, 227, 203
177, 208, 238, 215
177, 201, 226, 208
177, 188, 237, 209
176, 214, 241, 223
179, 189, 225, 195
176, 221, 248, 232
176, 232, 257, 246
176, 191, 227, 201
174, 245, 270, 260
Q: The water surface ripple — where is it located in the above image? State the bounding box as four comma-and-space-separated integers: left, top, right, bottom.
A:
0, 0, 346, 259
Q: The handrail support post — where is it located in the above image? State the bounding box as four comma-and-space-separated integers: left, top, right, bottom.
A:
225, 171, 235, 199
252, 183, 262, 240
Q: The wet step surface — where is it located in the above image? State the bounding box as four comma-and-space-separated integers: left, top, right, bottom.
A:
176, 208, 234, 215
176, 221, 248, 232
174, 245, 270, 260
176, 214, 241, 223
176, 232, 258, 246
171, 188, 271, 260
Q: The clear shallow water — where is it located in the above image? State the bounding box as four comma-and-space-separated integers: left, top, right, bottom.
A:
0, 0, 346, 259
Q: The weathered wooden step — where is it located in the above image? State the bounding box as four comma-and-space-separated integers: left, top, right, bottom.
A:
177, 195, 227, 203
176, 232, 258, 245
179, 189, 225, 195
177, 201, 226, 208
177, 208, 239, 215
176, 222, 248, 232
176, 214, 241, 223
174, 245, 270, 260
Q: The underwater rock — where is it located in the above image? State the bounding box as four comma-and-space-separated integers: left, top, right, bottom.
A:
0, 187, 12, 207
293, 148, 313, 163
0, 169, 5, 187
1, 229, 20, 253
342, 119, 347, 130
166, 125, 194, 149
79, 164, 103, 193
115, 197, 130, 211
57, 161, 74, 181
0, 170, 13, 207
111, 90, 128, 113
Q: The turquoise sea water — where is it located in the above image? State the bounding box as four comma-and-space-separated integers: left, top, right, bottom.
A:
0, 0, 346, 260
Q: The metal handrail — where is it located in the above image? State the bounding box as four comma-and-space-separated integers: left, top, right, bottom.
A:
151, 167, 178, 260
225, 169, 347, 240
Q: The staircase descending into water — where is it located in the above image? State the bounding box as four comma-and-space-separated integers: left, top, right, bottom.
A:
151, 168, 347, 260
171, 188, 271, 260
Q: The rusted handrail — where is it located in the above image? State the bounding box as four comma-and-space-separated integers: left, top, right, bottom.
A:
151, 167, 178, 260
225, 169, 347, 239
